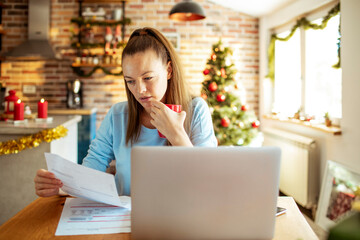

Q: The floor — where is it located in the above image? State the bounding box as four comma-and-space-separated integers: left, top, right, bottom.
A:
303, 214, 328, 240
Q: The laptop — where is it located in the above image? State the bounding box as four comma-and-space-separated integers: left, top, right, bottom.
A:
131, 146, 281, 240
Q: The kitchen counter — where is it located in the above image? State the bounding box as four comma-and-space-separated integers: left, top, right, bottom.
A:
0, 115, 81, 225
48, 107, 97, 115
0, 115, 81, 136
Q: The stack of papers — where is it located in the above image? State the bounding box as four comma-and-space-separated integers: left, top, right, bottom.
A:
45, 153, 131, 236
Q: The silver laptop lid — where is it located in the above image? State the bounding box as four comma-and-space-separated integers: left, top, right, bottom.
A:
131, 146, 281, 240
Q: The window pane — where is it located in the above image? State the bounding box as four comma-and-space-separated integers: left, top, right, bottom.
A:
305, 15, 342, 120
274, 29, 302, 117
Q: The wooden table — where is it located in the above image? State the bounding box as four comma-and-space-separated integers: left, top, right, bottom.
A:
0, 196, 318, 240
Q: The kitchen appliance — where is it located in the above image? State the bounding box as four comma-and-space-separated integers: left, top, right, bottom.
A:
67, 79, 83, 109
3, 0, 56, 60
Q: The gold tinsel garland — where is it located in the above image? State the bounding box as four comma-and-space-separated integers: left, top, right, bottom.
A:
0, 125, 68, 155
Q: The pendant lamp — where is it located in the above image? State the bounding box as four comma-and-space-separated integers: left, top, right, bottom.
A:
169, 0, 206, 21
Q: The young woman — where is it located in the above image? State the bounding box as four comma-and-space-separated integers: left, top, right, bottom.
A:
34, 27, 217, 197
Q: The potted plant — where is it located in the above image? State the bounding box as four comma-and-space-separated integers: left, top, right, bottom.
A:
324, 112, 332, 127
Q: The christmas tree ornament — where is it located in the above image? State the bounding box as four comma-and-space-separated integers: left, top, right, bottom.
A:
203, 69, 210, 75
241, 105, 247, 111
252, 120, 260, 128
201, 93, 207, 100
208, 82, 218, 92
221, 117, 230, 127
216, 94, 225, 102
211, 53, 216, 61
220, 68, 226, 78
237, 138, 244, 145
215, 48, 219, 52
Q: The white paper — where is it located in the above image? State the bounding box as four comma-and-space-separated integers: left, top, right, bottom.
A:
55, 197, 131, 236
45, 152, 128, 208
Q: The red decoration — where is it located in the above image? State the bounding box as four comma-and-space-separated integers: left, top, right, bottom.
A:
211, 53, 216, 61
201, 93, 207, 100
217, 94, 225, 102
208, 82, 218, 92
241, 105, 247, 111
220, 68, 226, 78
203, 69, 210, 75
38, 98, 48, 119
14, 99, 24, 121
326, 191, 355, 221
158, 104, 182, 138
252, 120, 260, 128
221, 117, 230, 127
4, 90, 19, 114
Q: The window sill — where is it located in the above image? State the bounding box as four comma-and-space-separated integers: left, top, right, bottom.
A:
262, 114, 342, 135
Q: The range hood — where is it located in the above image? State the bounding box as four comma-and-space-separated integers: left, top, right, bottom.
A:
4, 0, 57, 60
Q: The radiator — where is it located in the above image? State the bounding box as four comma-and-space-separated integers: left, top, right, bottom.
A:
262, 128, 319, 209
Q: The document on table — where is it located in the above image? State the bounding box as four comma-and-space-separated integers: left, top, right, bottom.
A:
55, 197, 131, 236
45, 152, 129, 208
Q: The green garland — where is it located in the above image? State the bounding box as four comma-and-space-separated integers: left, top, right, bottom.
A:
71, 41, 127, 50
71, 17, 131, 26
72, 66, 123, 77
266, 3, 340, 81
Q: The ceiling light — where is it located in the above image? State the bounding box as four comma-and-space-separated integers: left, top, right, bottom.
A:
169, 0, 206, 21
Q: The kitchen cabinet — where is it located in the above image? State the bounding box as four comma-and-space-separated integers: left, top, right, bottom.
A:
0, 115, 81, 225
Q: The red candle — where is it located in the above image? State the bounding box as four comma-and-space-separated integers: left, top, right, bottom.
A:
14, 99, 24, 121
38, 98, 48, 119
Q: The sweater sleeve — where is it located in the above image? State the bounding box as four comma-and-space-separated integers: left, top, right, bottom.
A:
190, 97, 218, 147
82, 107, 115, 171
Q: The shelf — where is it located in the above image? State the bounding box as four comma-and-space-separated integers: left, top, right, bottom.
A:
263, 114, 342, 135
72, 63, 120, 67
71, 17, 131, 26
78, 0, 129, 3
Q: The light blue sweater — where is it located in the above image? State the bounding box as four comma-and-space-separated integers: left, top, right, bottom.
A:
82, 97, 217, 195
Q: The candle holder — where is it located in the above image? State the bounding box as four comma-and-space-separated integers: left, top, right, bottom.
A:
8, 119, 28, 125
35, 116, 53, 123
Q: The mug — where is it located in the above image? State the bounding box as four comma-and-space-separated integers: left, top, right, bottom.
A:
158, 104, 182, 138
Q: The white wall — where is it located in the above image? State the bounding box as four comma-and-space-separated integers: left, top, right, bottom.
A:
259, 0, 360, 186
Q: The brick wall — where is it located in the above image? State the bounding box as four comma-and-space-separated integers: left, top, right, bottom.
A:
1, 0, 259, 128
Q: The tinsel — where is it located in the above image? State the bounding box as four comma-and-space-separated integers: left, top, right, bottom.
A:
0, 125, 68, 155
266, 3, 340, 82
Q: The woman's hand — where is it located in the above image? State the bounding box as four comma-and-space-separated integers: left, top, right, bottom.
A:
149, 101, 193, 146
34, 169, 63, 197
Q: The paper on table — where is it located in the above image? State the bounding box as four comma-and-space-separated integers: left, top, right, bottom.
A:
45, 152, 128, 208
55, 197, 131, 236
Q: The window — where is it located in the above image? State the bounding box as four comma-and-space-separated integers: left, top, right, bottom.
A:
273, 14, 341, 122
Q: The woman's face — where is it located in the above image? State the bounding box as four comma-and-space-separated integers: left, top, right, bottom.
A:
123, 49, 172, 113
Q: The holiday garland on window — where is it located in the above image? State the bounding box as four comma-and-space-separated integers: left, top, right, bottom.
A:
266, 3, 340, 82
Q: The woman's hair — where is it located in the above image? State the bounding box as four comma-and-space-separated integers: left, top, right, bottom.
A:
122, 27, 193, 145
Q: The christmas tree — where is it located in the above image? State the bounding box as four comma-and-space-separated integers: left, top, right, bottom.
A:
201, 40, 260, 146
